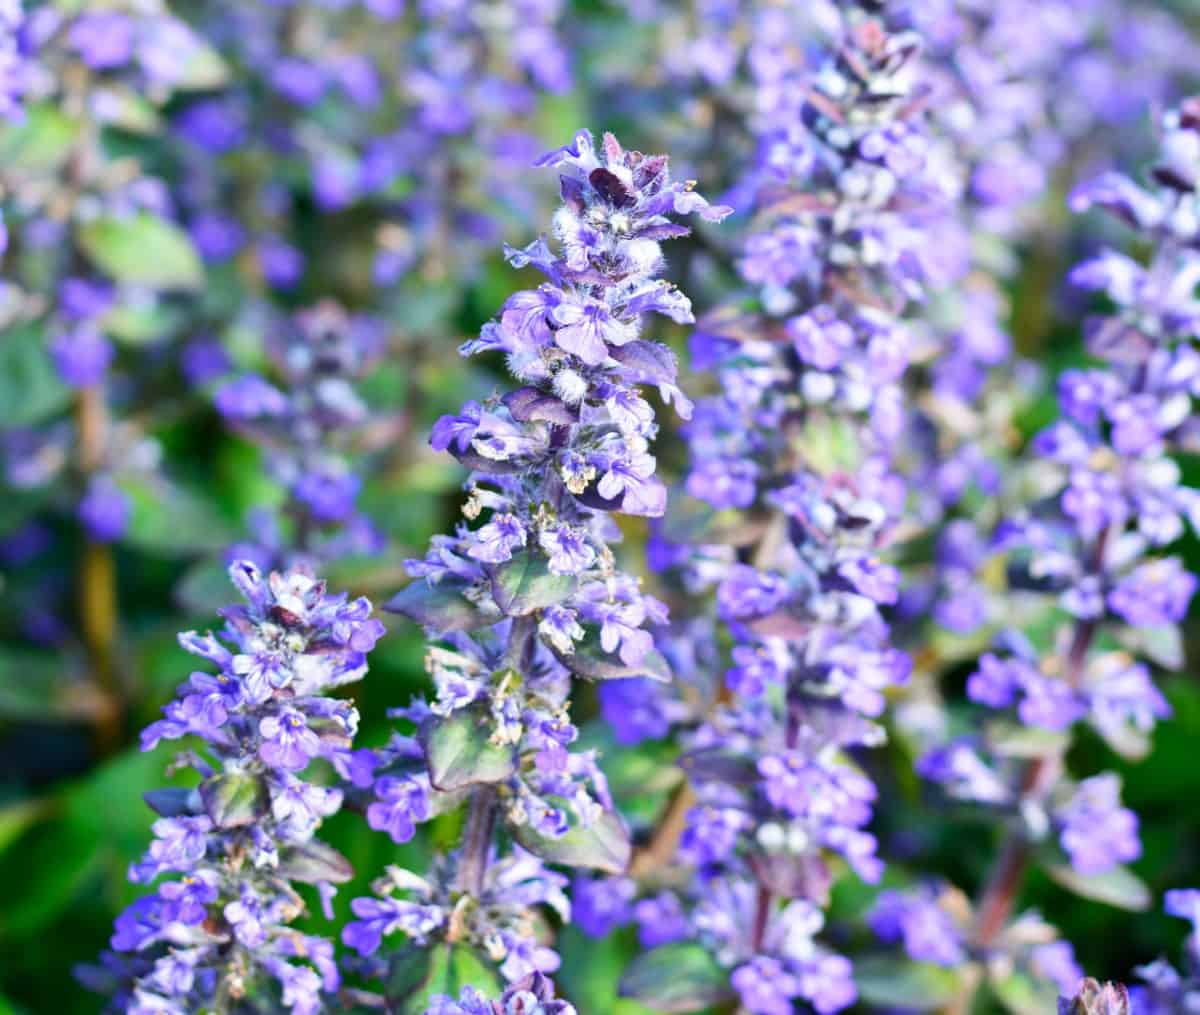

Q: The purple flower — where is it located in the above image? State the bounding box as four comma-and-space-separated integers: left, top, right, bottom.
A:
157, 873, 219, 926
687, 458, 759, 509
175, 99, 248, 154
498, 933, 561, 983
966, 653, 1024, 709
869, 888, 966, 967
224, 886, 267, 948
215, 375, 289, 420
259, 238, 305, 289
732, 957, 801, 1015
467, 513, 528, 564
725, 644, 787, 697
68, 13, 134, 69
190, 214, 246, 262
572, 875, 634, 938
717, 565, 788, 621
1062, 469, 1127, 539
680, 804, 747, 866
1057, 774, 1141, 875
270, 58, 326, 106
1018, 675, 1087, 732
634, 892, 689, 947
758, 753, 875, 824
595, 447, 661, 516
366, 776, 429, 844
181, 339, 231, 387
292, 469, 361, 524
50, 325, 113, 388
1165, 888, 1200, 934
538, 525, 595, 576
130, 817, 214, 883
551, 299, 634, 365
1032, 941, 1084, 996
1109, 558, 1197, 627
789, 307, 855, 370
78, 477, 130, 543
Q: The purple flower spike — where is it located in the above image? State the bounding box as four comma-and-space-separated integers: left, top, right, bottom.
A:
93, 563, 380, 1009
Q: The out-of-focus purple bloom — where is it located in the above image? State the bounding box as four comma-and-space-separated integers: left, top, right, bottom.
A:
50, 325, 113, 388
1057, 774, 1141, 875
572, 875, 634, 938
79, 476, 130, 543
869, 888, 966, 967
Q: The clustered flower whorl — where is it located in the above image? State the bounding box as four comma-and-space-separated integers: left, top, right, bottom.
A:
83, 563, 383, 1013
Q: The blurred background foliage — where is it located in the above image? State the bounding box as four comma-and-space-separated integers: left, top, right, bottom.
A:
3, 1, 1200, 1012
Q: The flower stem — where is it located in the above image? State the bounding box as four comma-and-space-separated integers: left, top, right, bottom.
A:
969, 529, 1110, 954
457, 787, 499, 897
76, 384, 121, 753
457, 615, 538, 896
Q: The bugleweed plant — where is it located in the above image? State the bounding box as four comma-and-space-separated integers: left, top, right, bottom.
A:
4, 0, 1200, 1012
339, 128, 729, 1008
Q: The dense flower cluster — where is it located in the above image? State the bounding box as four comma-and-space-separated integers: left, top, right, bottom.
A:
81, 562, 384, 1012
171, 0, 569, 291
337, 129, 727, 991
214, 301, 389, 568
862, 95, 1200, 1004
610, 7, 956, 1013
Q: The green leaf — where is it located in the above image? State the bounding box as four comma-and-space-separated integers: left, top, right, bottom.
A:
79, 213, 204, 291
0, 104, 80, 175
0, 820, 102, 935
175, 559, 238, 614
1116, 624, 1184, 671
557, 925, 660, 1015
618, 942, 732, 1012
386, 579, 494, 634
551, 623, 671, 683
511, 802, 631, 874
985, 720, 1072, 760
387, 943, 501, 1014
853, 956, 968, 1010
0, 326, 71, 428
992, 971, 1061, 1015
277, 840, 354, 884
0, 749, 174, 934
102, 300, 183, 345
797, 412, 863, 475
0, 649, 100, 721
1044, 861, 1151, 911
199, 772, 268, 828
0, 798, 51, 857
170, 40, 230, 90
93, 85, 161, 133
121, 475, 235, 555
488, 550, 578, 616
386, 947, 435, 1006
420, 707, 516, 792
